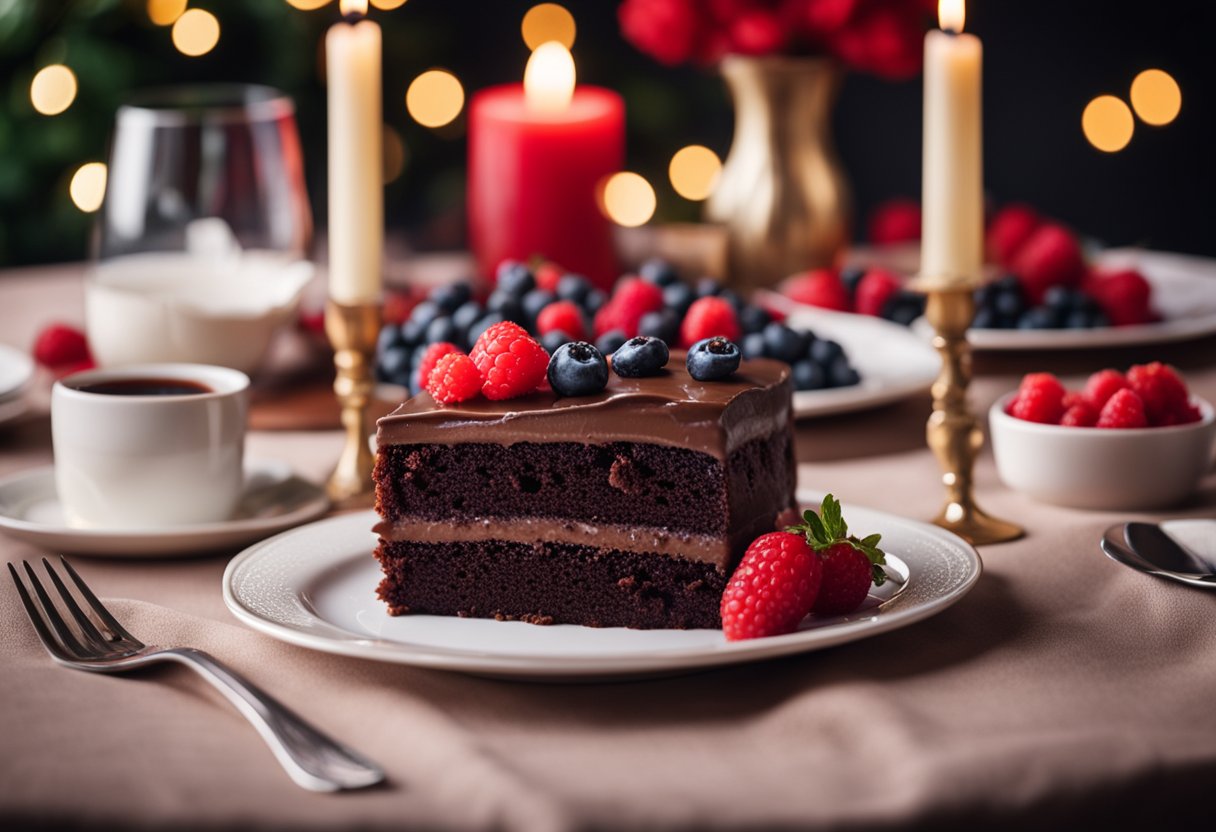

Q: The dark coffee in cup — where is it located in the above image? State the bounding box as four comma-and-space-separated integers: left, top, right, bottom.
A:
74, 378, 213, 396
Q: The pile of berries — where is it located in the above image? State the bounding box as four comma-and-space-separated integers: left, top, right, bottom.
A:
781, 265, 926, 326
721, 494, 888, 641
1005, 363, 1203, 429
376, 258, 862, 394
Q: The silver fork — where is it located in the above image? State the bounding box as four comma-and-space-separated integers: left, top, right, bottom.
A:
8, 557, 385, 792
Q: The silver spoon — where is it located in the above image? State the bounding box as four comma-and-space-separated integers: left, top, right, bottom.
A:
1101, 524, 1216, 589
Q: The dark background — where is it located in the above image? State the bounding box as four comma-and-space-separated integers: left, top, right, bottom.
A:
1, 0, 1213, 267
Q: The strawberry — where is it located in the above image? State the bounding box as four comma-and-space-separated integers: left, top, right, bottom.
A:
32, 323, 91, 369
1085, 268, 1154, 327
1010, 224, 1085, 305
781, 268, 851, 312
867, 198, 921, 246
985, 203, 1040, 267
853, 268, 903, 317
785, 494, 888, 617
720, 531, 822, 641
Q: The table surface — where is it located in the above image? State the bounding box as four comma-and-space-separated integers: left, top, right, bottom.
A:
3, 263, 1216, 831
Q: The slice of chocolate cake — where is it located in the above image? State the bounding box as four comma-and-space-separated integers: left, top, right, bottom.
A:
372, 356, 795, 629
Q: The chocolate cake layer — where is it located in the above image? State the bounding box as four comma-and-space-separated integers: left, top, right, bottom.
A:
374, 431, 795, 567
375, 539, 727, 629
376, 356, 791, 460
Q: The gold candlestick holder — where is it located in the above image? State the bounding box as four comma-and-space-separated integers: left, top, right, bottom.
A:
916, 279, 1023, 545
324, 300, 381, 507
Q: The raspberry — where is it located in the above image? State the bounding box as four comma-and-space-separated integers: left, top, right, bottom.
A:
781, 268, 851, 312
425, 353, 482, 404
595, 277, 664, 338
866, 198, 921, 246
986, 204, 1040, 267
721, 532, 822, 641
853, 268, 903, 317
1060, 402, 1099, 427
1010, 224, 1084, 305
1126, 362, 1190, 426
414, 342, 461, 392
679, 296, 741, 348
535, 261, 564, 293
1085, 269, 1154, 327
1007, 372, 1067, 424
32, 323, 91, 368
469, 321, 549, 400
1096, 388, 1148, 429
1082, 369, 1129, 410
535, 300, 587, 341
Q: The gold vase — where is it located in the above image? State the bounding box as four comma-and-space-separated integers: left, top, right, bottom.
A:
707, 55, 852, 291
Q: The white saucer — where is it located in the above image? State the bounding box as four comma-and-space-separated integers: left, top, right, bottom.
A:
0, 459, 329, 557
223, 491, 981, 681
0, 343, 34, 404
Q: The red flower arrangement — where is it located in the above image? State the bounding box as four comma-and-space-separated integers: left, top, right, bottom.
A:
618, 0, 935, 80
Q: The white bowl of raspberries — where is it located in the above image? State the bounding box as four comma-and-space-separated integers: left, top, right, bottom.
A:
989, 363, 1215, 510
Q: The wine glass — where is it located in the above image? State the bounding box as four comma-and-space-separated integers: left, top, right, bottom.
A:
88, 84, 314, 374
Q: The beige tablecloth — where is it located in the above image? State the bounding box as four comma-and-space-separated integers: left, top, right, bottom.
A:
3, 264, 1216, 831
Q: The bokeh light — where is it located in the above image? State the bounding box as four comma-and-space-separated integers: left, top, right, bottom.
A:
383, 124, 407, 183
405, 70, 464, 128
371, 0, 408, 9
1082, 95, 1134, 153
285, 0, 332, 9
69, 163, 107, 213
522, 3, 576, 50
1130, 69, 1181, 126
172, 9, 220, 57
668, 145, 722, 201
30, 65, 77, 116
147, 0, 187, 26
600, 172, 656, 227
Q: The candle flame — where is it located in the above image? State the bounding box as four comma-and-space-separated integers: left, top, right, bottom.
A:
340, 0, 368, 17
524, 42, 575, 114
938, 0, 965, 32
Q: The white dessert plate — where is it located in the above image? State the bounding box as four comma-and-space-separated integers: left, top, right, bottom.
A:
223, 492, 981, 681
0, 343, 35, 402
910, 249, 1216, 350
0, 459, 329, 557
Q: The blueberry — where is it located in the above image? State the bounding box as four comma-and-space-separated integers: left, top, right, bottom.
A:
429, 282, 472, 313
695, 277, 722, 298
377, 324, 405, 356
639, 258, 679, 287
687, 337, 741, 381
541, 330, 573, 353
886, 291, 926, 325
739, 305, 771, 335
425, 315, 459, 345
741, 331, 767, 360
973, 307, 998, 329
583, 288, 607, 316
1065, 309, 1096, 329
974, 283, 997, 307
718, 288, 744, 312
638, 308, 679, 344
994, 289, 1024, 319
792, 359, 827, 391
663, 283, 695, 317
522, 289, 556, 329
827, 356, 861, 388
452, 300, 484, 334
1091, 309, 1111, 328
467, 312, 504, 347
1044, 285, 1081, 311
1017, 307, 1059, 330
547, 341, 609, 396
840, 265, 866, 297
556, 274, 592, 305
595, 329, 628, 356
408, 301, 442, 330
809, 338, 843, 365
486, 290, 524, 323
399, 318, 427, 347
496, 261, 535, 295
762, 322, 804, 364
378, 345, 412, 386
994, 274, 1022, 294
612, 336, 669, 377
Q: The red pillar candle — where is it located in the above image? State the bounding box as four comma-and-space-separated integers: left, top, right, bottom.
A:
468, 43, 624, 290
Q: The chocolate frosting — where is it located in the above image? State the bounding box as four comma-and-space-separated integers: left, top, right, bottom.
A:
376, 355, 792, 460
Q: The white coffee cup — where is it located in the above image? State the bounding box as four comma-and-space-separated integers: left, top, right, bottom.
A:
51, 364, 250, 528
